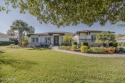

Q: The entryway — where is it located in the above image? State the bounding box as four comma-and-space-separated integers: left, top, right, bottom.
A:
54, 36, 59, 46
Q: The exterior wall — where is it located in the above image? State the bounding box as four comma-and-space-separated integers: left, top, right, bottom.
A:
72, 35, 79, 44
29, 35, 40, 46
0, 38, 10, 41
77, 32, 91, 45
79, 33, 89, 39
29, 31, 111, 46
40, 36, 44, 43
116, 39, 125, 43
59, 36, 63, 45
74, 32, 102, 46
29, 35, 64, 46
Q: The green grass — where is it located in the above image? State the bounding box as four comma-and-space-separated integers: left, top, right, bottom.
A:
0, 46, 125, 83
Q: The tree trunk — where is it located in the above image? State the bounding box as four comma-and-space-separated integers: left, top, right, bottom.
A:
18, 30, 23, 46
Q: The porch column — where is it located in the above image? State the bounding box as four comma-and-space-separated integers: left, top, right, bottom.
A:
39, 36, 41, 44
59, 36, 62, 45
51, 36, 54, 45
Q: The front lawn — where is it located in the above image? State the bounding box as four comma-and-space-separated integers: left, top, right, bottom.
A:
0, 46, 125, 83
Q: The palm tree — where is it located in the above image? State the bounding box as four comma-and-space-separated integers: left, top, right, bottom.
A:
7, 29, 15, 36
10, 20, 35, 46
25, 26, 35, 34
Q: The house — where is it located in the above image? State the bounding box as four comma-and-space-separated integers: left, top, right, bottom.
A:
73, 30, 115, 46
28, 30, 115, 46
28, 32, 73, 46
0, 32, 16, 42
116, 36, 125, 43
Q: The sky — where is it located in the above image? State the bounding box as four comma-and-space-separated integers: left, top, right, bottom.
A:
0, 1, 125, 34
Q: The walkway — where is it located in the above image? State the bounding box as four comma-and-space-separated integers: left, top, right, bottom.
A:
52, 46, 125, 57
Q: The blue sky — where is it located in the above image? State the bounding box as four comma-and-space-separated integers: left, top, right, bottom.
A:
0, 1, 125, 34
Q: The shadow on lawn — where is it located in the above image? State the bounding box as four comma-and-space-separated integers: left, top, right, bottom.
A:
0, 54, 38, 82
0, 58, 37, 70
28, 48, 48, 51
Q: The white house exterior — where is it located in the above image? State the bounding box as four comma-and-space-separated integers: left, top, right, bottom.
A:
28, 30, 115, 46
28, 32, 73, 46
0, 32, 16, 42
116, 36, 125, 43
73, 30, 115, 46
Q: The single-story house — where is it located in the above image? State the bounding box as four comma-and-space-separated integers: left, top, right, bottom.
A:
28, 30, 115, 46
116, 36, 125, 43
28, 32, 73, 46
0, 32, 16, 42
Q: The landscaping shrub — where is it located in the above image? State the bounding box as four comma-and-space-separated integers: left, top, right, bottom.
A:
80, 46, 88, 53
9, 44, 19, 48
103, 43, 106, 47
71, 45, 77, 51
88, 47, 106, 53
118, 47, 125, 52
10, 44, 15, 48
22, 38, 29, 47
109, 43, 113, 47
0, 41, 15, 46
113, 42, 118, 47
118, 42, 125, 47
81, 42, 88, 46
109, 42, 118, 47
72, 42, 77, 45
106, 47, 116, 53
59, 46, 71, 50
62, 41, 70, 46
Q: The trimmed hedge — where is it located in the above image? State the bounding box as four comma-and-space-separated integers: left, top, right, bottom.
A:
109, 43, 113, 47
113, 43, 118, 47
89, 47, 106, 53
80, 46, 88, 53
103, 43, 106, 47
109, 42, 118, 47
81, 42, 88, 46
59, 46, 71, 50
0, 41, 15, 46
71, 45, 77, 51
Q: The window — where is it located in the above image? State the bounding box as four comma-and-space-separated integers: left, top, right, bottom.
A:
36, 38, 39, 42
48, 38, 51, 44
91, 35, 96, 41
45, 37, 51, 44
32, 38, 35, 42
87, 32, 90, 35
45, 38, 47, 43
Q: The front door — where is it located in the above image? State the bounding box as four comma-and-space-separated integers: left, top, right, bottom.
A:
54, 36, 59, 45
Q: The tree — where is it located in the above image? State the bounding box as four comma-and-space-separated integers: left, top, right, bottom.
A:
7, 29, 15, 36
62, 35, 72, 46
1, 0, 125, 27
26, 26, 35, 34
10, 20, 35, 46
63, 35, 72, 42
96, 32, 116, 44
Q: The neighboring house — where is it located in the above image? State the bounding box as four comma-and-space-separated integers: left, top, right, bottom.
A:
116, 36, 125, 43
28, 32, 73, 46
0, 32, 16, 42
28, 30, 115, 46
